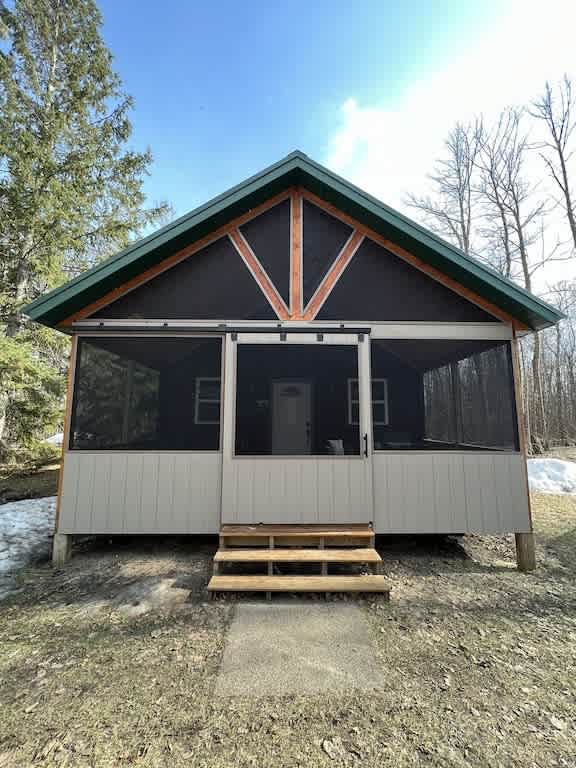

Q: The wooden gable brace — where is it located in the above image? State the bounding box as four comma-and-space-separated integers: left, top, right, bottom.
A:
59, 185, 526, 329
59, 189, 295, 326
228, 229, 290, 320
299, 189, 527, 329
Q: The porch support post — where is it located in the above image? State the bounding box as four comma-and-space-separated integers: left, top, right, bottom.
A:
515, 532, 536, 572
52, 533, 72, 566
511, 330, 536, 572
52, 336, 77, 565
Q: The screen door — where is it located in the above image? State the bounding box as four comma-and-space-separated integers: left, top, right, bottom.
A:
221, 332, 374, 524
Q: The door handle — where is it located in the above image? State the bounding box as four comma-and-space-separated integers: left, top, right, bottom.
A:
363, 433, 369, 457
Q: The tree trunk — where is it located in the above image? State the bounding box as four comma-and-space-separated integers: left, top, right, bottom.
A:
556, 141, 576, 251
531, 333, 547, 451
0, 390, 8, 445
4, 255, 30, 337
555, 325, 565, 444
513, 208, 548, 451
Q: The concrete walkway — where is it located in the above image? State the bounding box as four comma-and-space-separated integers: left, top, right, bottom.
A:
215, 602, 384, 696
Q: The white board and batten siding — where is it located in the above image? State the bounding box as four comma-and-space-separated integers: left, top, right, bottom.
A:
58, 452, 221, 534
59, 450, 530, 534
373, 452, 531, 533
221, 457, 373, 525
219, 453, 530, 532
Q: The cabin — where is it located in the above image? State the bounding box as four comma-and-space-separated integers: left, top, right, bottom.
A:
25, 151, 562, 596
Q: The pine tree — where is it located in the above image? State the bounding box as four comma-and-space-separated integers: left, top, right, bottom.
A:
0, 0, 171, 450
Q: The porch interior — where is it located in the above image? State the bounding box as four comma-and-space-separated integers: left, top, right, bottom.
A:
235, 338, 518, 456
69, 335, 518, 454
208, 524, 392, 598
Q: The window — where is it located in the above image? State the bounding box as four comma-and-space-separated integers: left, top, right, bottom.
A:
235, 344, 360, 456
347, 378, 389, 425
194, 378, 221, 424
371, 379, 389, 425
70, 337, 222, 451
347, 379, 359, 425
370, 339, 519, 451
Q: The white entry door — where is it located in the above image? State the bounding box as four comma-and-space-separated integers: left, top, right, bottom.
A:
221, 332, 375, 525
271, 380, 312, 454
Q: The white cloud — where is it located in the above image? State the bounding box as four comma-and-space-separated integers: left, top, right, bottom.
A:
323, 0, 576, 291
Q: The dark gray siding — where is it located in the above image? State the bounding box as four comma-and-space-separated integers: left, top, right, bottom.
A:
239, 199, 291, 306
92, 236, 277, 320
302, 200, 353, 305
317, 237, 497, 322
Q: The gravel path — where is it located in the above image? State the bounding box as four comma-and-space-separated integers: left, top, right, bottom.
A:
216, 602, 385, 696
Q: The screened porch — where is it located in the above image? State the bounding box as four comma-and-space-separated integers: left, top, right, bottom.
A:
68, 335, 519, 457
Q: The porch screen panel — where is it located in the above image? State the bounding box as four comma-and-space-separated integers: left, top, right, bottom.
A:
235, 344, 360, 456
370, 339, 518, 451
458, 344, 518, 448
423, 364, 456, 444
70, 338, 222, 450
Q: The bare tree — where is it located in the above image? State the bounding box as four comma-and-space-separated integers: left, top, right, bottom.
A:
406, 121, 482, 254
475, 109, 557, 450
539, 282, 576, 447
476, 110, 548, 288
405, 96, 576, 453
474, 117, 516, 276
530, 76, 576, 252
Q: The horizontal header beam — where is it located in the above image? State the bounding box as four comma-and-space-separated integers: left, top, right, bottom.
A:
71, 324, 371, 335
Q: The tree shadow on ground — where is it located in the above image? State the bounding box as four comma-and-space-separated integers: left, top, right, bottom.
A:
375, 534, 518, 575
545, 526, 576, 570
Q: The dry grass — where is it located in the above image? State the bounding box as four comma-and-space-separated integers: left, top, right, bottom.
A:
543, 447, 576, 463
0, 494, 575, 767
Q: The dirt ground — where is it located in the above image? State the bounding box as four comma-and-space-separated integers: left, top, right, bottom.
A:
1, 494, 575, 768
0, 465, 60, 505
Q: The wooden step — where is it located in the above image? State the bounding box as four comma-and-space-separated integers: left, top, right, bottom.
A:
220, 524, 373, 538
214, 548, 381, 563
207, 575, 391, 593
220, 524, 375, 548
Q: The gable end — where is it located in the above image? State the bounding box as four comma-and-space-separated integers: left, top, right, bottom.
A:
25, 153, 561, 330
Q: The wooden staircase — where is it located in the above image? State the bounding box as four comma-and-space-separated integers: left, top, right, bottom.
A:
208, 524, 391, 599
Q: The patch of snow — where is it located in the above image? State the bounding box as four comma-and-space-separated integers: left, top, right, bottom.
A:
44, 432, 63, 446
0, 496, 56, 600
527, 458, 576, 496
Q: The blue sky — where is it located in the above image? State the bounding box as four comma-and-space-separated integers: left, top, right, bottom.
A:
98, 0, 499, 218
98, 0, 576, 289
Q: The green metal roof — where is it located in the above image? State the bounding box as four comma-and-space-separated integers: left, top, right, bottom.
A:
24, 150, 563, 331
